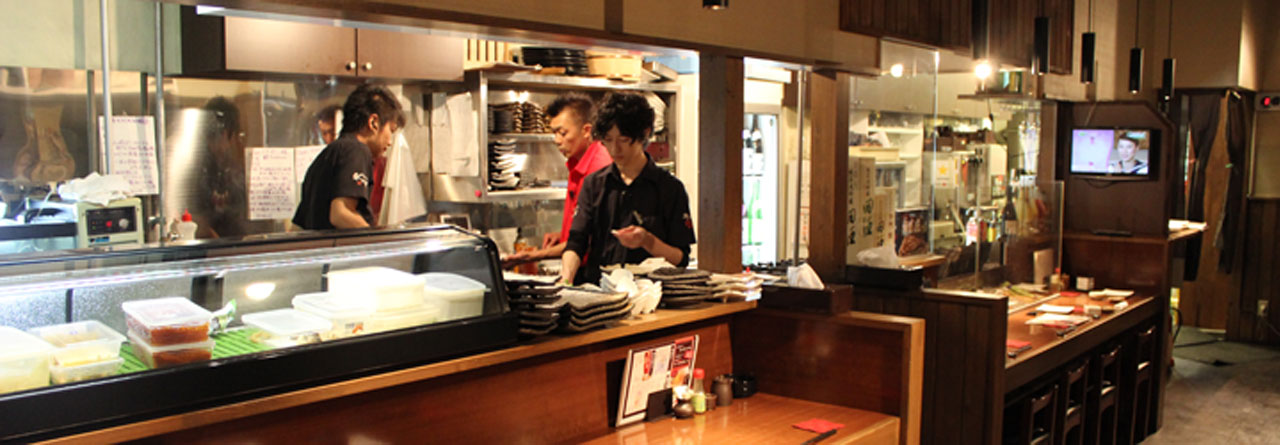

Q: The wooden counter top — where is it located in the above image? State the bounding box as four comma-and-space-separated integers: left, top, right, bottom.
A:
583, 393, 900, 445
1005, 294, 1158, 390
44, 301, 757, 445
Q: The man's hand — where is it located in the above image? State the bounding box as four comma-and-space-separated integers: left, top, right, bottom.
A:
541, 233, 560, 249
501, 250, 535, 268
612, 225, 650, 250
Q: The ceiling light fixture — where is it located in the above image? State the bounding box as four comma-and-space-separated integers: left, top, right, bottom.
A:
1034, 0, 1050, 75
890, 63, 904, 78
974, 61, 994, 80
1082, 0, 1096, 83
1160, 0, 1176, 106
702, 0, 728, 10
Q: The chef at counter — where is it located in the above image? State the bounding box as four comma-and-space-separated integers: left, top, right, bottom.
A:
560, 92, 696, 285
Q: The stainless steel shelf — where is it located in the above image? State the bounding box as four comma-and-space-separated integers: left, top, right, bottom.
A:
489, 133, 556, 143
485, 188, 567, 201
484, 72, 679, 93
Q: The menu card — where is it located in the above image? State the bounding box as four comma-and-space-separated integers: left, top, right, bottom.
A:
616, 335, 699, 427
99, 116, 159, 195
248, 147, 297, 220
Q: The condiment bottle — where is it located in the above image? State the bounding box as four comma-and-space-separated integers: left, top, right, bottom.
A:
176, 209, 198, 240
690, 368, 706, 414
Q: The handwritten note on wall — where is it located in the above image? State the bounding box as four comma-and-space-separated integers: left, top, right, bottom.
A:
99, 116, 159, 195
248, 147, 297, 220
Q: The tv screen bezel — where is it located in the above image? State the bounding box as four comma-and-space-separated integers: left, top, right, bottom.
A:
1068, 127, 1160, 181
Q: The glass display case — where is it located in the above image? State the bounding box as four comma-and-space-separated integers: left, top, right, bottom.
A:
0, 224, 515, 442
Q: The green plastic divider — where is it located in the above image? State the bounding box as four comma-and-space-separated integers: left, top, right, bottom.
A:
116, 329, 269, 375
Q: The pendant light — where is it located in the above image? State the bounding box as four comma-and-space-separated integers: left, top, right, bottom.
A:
702, 0, 728, 10
1082, 0, 1096, 83
1034, 0, 1050, 75
1160, 0, 1176, 103
1129, 0, 1143, 94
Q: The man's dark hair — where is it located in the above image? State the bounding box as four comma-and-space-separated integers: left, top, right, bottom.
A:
547, 93, 595, 126
203, 96, 241, 138
341, 84, 405, 135
592, 92, 654, 142
1118, 135, 1141, 147
316, 104, 341, 124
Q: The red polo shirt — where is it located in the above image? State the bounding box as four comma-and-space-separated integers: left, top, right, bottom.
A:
561, 141, 613, 243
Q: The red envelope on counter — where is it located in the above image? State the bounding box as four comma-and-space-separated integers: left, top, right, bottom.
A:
1007, 339, 1031, 349
793, 418, 844, 433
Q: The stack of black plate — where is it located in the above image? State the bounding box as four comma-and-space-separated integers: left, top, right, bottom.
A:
507, 282, 564, 337
648, 268, 715, 308
490, 103, 519, 134
555, 288, 631, 333
522, 47, 588, 76
520, 102, 549, 133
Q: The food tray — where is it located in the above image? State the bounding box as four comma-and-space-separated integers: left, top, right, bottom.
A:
121, 297, 211, 346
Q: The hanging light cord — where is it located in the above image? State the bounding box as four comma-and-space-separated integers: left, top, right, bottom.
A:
1167, 0, 1174, 57
1135, 0, 1141, 44
1089, 0, 1094, 31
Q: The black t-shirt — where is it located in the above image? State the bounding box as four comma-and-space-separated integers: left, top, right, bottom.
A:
564, 156, 697, 285
292, 135, 374, 230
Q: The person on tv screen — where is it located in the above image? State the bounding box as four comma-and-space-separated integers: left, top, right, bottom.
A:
1108, 134, 1148, 175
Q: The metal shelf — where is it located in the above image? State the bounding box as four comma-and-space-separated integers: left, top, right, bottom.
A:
485, 188, 567, 201
484, 72, 679, 93
489, 133, 555, 143
867, 127, 922, 135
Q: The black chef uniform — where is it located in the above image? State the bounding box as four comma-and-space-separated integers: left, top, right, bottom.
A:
564, 154, 697, 285
292, 134, 374, 230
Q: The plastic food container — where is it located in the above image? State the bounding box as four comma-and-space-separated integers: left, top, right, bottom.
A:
292, 292, 375, 340
121, 297, 212, 346
28, 320, 125, 367
127, 331, 214, 369
367, 305, 441, 334
327, 267, 427, 312
242, 309, 333, 349
50, 357, 123, 384
419, 273, 488, 321
0, 327, 55, 394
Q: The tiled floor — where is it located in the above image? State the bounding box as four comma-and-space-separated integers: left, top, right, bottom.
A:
1145, 333, 1280, 444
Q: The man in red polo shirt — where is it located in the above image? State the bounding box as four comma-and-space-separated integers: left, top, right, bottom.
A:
503, 93, 612, 267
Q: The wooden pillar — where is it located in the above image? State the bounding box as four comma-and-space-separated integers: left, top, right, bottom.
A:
697, 54, 744, 273
806, 70, 851, 282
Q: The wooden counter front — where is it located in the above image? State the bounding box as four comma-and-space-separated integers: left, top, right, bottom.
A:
584, 393, 900, 445
48, 302, 756, 445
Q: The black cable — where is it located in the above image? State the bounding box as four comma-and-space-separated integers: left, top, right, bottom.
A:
1171, 306, 1182, 345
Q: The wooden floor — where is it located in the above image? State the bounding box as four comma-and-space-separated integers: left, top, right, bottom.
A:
583, 393, 899, 445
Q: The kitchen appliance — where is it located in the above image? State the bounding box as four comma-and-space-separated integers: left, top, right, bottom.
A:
74, 198, 143, 248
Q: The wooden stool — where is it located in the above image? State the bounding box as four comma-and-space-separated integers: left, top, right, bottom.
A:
1028, 384, 1057, 445
1057, 360, 1089, 445
1130, 326, 1157, 443
1090, 344, 1122, 445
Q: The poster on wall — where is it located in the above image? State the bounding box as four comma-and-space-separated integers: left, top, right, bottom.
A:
99, 116, 159, 195
615, 335, 699, 427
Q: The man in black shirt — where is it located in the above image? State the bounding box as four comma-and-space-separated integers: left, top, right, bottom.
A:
293, 85, 404, 230
561, 92, 696, 285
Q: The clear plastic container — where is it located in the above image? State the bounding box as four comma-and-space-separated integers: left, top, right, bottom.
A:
127, 331, 214, 369
242, 309, 333, 349
367, 305, 441, 334
419, 273, 488, 321
50, 357, 123, 384
292, 292, 375, 340
0, 326, 55, 394
28, 320, 125, 367
121, 297, 212, 346
327, 267, 427, 312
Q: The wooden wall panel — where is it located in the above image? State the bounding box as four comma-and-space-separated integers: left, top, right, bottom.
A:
988, 0, 1074, 73
138, 320, 735, 444
850, 288, 1006, 445
807, 71, 852, 281
696, 54, 744, 273
839, 0, 972, 51
732, 308, 924, 445
1228, 199, 1280, 344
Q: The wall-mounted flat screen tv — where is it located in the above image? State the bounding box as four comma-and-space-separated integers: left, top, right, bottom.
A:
1069, 128, 1157, 179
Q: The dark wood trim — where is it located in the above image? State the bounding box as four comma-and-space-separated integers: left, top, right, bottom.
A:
1005, 298, 1159, 390
696, 54, 744, 273
807, 70, 852, 281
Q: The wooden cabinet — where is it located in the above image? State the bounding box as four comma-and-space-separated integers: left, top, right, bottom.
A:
181, 8, 463, 81
839, 0, 973, 52
988, 0, 1074, 74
